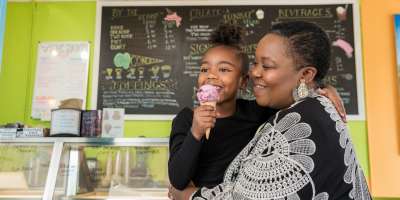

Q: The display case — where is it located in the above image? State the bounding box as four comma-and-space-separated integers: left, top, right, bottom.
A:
0, 141, 53, 200
0, 138, 169, 200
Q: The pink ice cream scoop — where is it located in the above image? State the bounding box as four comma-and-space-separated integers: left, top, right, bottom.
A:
196, 84, 219, 103
196, 84, 219, 139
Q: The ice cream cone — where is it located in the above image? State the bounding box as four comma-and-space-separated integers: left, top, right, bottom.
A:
196, 84, 220, 140
200, 101, 216, 139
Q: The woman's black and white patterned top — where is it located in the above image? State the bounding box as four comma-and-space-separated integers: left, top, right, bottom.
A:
191, 96, 371, 200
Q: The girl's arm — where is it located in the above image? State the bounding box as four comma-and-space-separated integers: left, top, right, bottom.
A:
168, 108, 203, 190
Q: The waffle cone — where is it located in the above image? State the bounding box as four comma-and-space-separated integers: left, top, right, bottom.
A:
200, 101, 216, 140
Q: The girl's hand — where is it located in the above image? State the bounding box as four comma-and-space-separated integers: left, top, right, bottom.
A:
168, 181, 196, 200
168, 185, 174, 200
317, 85, 347, 122
191, 105, 217, 140
170, 185, 198, 200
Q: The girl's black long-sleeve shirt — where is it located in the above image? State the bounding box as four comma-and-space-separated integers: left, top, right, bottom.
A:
168, 99, 276, 190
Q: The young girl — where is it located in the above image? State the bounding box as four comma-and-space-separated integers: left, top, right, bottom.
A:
168, 23, 345, 191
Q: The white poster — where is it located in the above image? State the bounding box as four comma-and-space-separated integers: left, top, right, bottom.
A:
31, 42, 90, 121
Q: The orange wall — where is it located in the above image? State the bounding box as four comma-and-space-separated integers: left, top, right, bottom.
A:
361, 0, 400, 197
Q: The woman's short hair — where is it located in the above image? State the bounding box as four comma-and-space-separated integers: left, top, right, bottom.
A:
270, 21, 331, 83
210, 23, 249, 76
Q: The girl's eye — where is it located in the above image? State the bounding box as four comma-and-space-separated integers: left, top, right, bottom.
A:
200, 67, 208, 72
219, 68, 232, 72
262, 64, 274, 69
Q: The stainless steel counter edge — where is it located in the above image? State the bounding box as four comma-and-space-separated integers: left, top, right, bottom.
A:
0, 137, 169, 145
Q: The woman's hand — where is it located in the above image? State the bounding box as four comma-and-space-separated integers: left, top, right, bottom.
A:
317, 85, 347, 122
191, 105, 217, 140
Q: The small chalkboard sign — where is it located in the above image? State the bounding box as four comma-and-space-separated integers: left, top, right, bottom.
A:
92, 0, 364, 120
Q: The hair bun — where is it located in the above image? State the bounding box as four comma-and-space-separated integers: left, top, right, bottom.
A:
210, 23, 245, 47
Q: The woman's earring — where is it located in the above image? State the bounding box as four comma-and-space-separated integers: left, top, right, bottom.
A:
293, 79, 309, 101
298, 79, 309, 98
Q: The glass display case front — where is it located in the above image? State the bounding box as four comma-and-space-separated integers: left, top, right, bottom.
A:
0, 138, 169, 200
0, 142, 53, 200
52, 140, 169, 200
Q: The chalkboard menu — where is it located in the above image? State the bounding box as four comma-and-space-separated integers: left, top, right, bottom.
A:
93, 1, 364, 120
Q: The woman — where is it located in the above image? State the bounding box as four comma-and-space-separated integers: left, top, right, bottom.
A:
172, 21, 371, 200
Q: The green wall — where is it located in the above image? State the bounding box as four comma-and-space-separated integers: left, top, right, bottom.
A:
1, 1, 172, 138
0, 3, 32, 124
24, 1, 96, 127
0, 2, 394, 199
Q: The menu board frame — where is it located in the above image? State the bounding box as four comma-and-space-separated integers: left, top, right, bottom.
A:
92, 0, 365, 120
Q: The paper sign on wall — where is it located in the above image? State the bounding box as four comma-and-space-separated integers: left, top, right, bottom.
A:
31, 42, 90, 121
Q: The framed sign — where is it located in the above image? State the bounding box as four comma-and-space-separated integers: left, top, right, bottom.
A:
92, 0, 365, 120
50, 109, 82, 137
